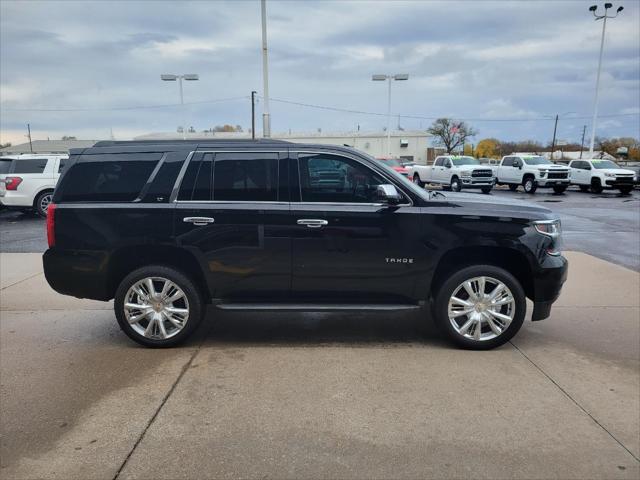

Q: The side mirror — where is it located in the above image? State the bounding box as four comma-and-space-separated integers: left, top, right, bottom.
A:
585, 166, 592, 170
445, 163, 451, 169
376, 184, 401, 205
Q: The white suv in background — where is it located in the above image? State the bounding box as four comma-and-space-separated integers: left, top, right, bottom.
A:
0, 154, 67, 216
568, 159, 635, 195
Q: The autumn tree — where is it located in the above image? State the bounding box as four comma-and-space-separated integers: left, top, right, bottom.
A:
427, 118, 477, 154
475, 138, 500, 158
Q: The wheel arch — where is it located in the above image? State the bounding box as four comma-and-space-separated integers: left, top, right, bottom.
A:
32, 188, 55, 206
107, 245, 210, 303
430, 246, 534, 301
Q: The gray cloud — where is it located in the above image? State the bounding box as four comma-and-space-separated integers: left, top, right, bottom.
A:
1, 0, 638, 145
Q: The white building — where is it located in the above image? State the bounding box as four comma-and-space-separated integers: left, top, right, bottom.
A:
134, 130, 432, 164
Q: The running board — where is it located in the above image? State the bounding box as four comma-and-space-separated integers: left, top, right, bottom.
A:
214, 303, 421, 312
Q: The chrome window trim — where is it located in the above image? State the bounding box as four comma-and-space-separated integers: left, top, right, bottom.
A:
291, 149, 414, 207
175, 200, 289, 206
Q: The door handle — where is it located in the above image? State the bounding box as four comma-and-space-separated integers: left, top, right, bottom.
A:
183, 217, 215, 226
297, 219, 328, 228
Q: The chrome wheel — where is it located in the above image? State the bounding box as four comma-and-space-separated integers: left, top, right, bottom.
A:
448, 276, 515, 342
123, 277, 189, 340
39, 193, 52, 215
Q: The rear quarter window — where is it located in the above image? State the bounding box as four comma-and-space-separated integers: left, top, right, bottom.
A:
56, 153, 162, 202
0, 158, 12, 174
11, 158, 48, 174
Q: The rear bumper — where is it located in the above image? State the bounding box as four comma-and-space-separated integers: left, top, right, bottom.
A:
0, 192, 34, 208
531, 254, 568, 321
43, 249, 112, 301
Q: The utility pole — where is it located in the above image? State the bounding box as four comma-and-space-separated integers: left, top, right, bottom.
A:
550, 114, 559, 161
587, 3, 624, 156
251, 91, 257, 139
261, 0, 271, 137
579, 125, 587, 158
27, 124, 33, 153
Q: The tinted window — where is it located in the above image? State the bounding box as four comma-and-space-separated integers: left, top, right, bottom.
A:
0, 158, 12, 174
57, 159, 158, 202
143, 152, 187, 203
213, 153, 278, 201
12, 158, 47, 174
299, 153, 386, 203
502, 157, 514, 167
178, 155, 201, 201
193, 154, 213, 200
434, 158, 443, 166
58, 158, 67, 174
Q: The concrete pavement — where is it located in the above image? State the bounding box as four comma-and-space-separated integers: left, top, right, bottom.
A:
0, 251, 638, 479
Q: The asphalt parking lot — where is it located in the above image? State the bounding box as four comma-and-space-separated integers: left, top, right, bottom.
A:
1, 186, 639, 479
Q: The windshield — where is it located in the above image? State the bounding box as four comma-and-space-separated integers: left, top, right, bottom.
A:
379, 158, 403, 167
451, 156, 480, 166
522, 156, 552, 165
591, 160, 620, 170
0, 158, 12, 174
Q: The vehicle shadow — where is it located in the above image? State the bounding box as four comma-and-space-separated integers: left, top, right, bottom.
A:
193, 308, 449, 348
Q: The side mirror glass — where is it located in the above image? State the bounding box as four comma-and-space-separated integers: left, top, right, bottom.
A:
445, 163, 451, 169
376, 184, 401, 205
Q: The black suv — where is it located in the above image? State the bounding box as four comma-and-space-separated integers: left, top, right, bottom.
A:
43, 140, 567, 349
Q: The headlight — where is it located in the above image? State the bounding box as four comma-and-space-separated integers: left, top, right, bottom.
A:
461, 172, 471, 177
533, 219, 561, 238
605, 172, 616, 178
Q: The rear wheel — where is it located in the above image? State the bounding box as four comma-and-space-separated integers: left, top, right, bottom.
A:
481, 187, 492, 194
34, 190, 53, 217
450, 177, 462, 192
433, 265, 526, 350
590, 178, 603, 194
619, 186, 633, 195
115, 265, 204, 347
508, 184, 519, 192
552, 185, 567, 194
579, 185, 590, 192
523, 177, 537, 194
412, 174, 424, 188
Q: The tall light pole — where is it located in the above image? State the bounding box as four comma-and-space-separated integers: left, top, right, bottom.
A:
372, 73, 409, 157
587, 3, 624, 156
161, 73, 199, 140
261, 0, 271, 137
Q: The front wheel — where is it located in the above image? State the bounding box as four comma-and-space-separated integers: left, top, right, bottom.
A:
433, 265, 526, 350
115, 265, 204, 347
412, 174, 424, 188
523, 177, 537, 194
450, 177, 462, 192
34, 190, 53, 217
481, 187, 492, 194
619, 186, 633, 195
591, 179, 603, 194
553, 185, 567, 194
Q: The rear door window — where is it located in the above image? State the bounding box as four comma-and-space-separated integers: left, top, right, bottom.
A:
11, 158, 47, 174
57, 153, 161, 202
213, 153, 278, 201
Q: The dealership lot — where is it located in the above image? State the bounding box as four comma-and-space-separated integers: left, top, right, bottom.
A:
1, 186, 639, 479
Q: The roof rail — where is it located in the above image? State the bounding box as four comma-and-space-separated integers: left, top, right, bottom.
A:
93, 139, 292, 147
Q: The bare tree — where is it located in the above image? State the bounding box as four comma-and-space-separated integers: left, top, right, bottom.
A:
427, 118, 477, 154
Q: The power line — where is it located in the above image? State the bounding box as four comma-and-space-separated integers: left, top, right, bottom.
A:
2, 96, 249, 112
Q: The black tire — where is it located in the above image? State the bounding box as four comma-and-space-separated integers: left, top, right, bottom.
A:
115, 265, 204, 348
619, 186, 633, 195
523, 177, 537, 194
579, 185, 590, 192
450, 177, 462, 192
552, 185, 567, 194
412, 174, 424, 188
34, 190, 54, 217
590, 179, 603, 194
481, 187, 492, 194
508, 184, 518, 192
433, 265, 526, 350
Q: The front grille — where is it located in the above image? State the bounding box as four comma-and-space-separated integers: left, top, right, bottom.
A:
615, 176, 633, 184
472, 169, 493, 178
548, 172, 568, 179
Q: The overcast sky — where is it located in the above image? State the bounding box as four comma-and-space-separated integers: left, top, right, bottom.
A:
1, 0, 639, 146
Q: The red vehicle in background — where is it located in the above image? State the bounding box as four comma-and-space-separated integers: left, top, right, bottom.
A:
376, 157, 410, 177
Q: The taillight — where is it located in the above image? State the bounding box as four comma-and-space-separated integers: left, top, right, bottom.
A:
46, 203, 56, 248
5, 176, 23, 190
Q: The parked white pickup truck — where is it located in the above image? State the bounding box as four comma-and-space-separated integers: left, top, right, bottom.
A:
568, 159, 635, 194
407, 155, 495, 193
495, 155, 570, 194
